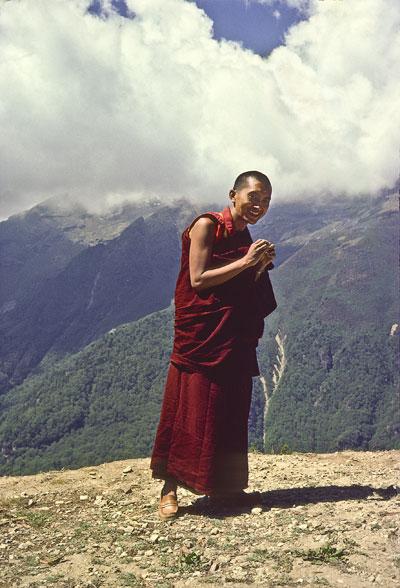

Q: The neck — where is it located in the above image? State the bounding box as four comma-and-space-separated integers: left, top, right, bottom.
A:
228, 205, 248, 231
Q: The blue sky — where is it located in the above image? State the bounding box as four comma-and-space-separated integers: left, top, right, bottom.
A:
89, 0, 304, 55
193, 0, 304, 55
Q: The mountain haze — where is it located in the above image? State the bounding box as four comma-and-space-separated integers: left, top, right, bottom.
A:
0, 197, 196, 391
0, 191, 398, 475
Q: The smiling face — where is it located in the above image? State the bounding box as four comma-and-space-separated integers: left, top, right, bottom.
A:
229, 176, 272, 226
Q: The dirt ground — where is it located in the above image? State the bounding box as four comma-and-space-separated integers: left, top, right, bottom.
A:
0, 449, 399, 587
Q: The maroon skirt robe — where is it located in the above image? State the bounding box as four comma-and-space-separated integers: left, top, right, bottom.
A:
150, 206, 277, 495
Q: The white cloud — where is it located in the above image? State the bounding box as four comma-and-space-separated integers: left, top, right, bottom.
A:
0, 0, 398, 219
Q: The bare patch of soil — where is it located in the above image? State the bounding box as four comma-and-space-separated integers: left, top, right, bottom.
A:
0, 450, 398, 587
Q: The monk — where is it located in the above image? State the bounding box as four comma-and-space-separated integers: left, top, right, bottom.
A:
150, 171, 277, 519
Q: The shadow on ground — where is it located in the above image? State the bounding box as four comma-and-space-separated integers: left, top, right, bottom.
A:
178, 484, 398, 519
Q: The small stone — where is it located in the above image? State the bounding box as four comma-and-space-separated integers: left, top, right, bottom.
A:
18, 541, 34, 549
210, 527, 219, 535
210, 561, 219, 573
122, 465, 133, 473
79, 495, 89, 501
123, 526, 134, 535
144, 549, 154, 556
150, 533, 159, 543
251, 507, 262, 515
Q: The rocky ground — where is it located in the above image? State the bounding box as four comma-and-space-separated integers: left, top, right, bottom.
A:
0, 450, 399, 588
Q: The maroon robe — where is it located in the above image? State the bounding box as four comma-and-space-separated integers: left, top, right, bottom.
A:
150, 206, 277, 494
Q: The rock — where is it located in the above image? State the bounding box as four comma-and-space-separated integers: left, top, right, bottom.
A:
150, 533, 159, 543
209, 561, 219, 573
251, 507, 263, 514
18, 541, 34, 549
79, 495, 89, 501
123, 526, 134, 535
122, 465, 133, 474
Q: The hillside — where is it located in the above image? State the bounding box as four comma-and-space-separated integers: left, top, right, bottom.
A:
0, 194, 398, 475
0, 200, 196, 392
0, 307, 174, 475
0, 450, 399, 588
257, 194, 399, 453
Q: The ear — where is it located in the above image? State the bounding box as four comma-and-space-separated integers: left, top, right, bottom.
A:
229, 189, 236, 200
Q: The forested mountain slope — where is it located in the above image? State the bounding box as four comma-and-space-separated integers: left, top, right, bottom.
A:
257, 194, 399, 453
0, 200, 196, 392
0, 193, 397, 475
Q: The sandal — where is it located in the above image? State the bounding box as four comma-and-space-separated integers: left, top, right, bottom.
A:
158, 493, 179, 520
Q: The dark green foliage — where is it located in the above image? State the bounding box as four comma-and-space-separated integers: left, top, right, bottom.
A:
0, 307, 174, 475
259, 195, 399, 453
248, 377, 265, 452
0, 194, 398, 475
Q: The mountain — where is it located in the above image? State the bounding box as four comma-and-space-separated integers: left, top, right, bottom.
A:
0, 306, 173, 475
0, 196, 196, 392
0, 192, 398, 475
256, 193, 399, 453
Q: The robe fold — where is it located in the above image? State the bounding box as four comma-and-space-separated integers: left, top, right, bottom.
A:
150, 206, 277, 494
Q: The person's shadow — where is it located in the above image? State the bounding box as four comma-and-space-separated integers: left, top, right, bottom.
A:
177, 484, 398, 519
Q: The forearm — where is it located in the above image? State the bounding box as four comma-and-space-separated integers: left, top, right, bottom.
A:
191, 256, 250, 291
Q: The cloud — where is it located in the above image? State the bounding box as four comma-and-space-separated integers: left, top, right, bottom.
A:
0, 0, 398, 219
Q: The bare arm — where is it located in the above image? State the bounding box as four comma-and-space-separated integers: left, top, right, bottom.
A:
189, 217, 270, 292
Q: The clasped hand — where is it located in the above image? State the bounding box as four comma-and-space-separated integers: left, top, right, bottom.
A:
253, 241, 276, 281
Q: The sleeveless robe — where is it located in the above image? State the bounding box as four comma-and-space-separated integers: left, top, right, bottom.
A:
150, 206, 277, 495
